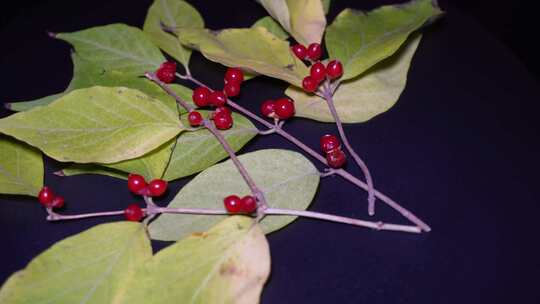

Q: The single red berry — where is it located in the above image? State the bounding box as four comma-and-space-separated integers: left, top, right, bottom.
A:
274, 98, 295, 119
223, 82, 241, 97
307, 43, 322, 60
128, 174, 147, 195
124, 204, 144, 221
224, 67, 244, 84
326, 149, 347, 168
213, 111, 233, 130
148, 179, 168, 197
214, 106, 231, 116
260, 99, 276, 118
326, 60, 343, 79
224, 195, 243, 213
192, 87, 211, 107
38, 186, 54, 207
320, 134, 341, 153
302, 76, 318, 93
50, 196, 65, 209
208, 91, 227, 107
160, 61, 177, 72
188, 111, 203, 127
156, 68, 175, 83
241, 195, 257, 213
310, 61, 327, 83
291, 44, 307, 60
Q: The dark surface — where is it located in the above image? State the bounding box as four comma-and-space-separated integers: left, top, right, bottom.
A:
1, 0, 539, 303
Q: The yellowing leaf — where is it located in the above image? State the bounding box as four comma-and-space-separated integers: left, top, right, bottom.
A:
0, 137, 43, 197
177, 27, 308, 86
325, 0, 441, 80
150, 149, 319, 241
252, 16, 289, 40
287, 35, 421, 123
0, 86, 183, 163
143, 0, 204, 67
0, 222, 151, 304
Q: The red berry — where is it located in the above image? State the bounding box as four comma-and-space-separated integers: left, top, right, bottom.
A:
310, 61, 327, 83
188, 111, 203, 127
192, 87, 211, 107
302, 76, 318, 93
160, 61, 177, 72
224, 195, 243, 213
307, 43, 322, 60
208, 91, 227, 107
38, 186, 54, 207
260, 99, 276, 117
148, 179, 168, 197
320, 134, 341, 153
128, 174, 147, 195
291, 44, 307, 60
223, 82, 240, 97
124, 204, 144, 221
214, 106, 231, 116
156, 68, 175, 83
326, 149, 347, 168
241, 195, 257, 213
274, 98, 295, 119
224, 68, 244, 84
50, 196, 65, 209
326, 60, 343, 79
214, 111, 233, 130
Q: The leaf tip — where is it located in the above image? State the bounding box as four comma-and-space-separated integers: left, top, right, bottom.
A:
3, 102, 12, 111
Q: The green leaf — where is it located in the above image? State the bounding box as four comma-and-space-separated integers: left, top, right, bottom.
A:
5, 93, 64, 112
143, 0, 204, 67
163, 111, 258, 181
0, 86, 183, 163
325, 0, 441, 80
0, 137, 43, 197
57, 164, 129, 180
177, 27, 309, 86
150, 149, 319, 241
288, 35, 422, 123
322, 0, 331, 14
56, 24, 165, 75
252, 16, 289, 40
124, 216, 270, 303
257, 0, 326, 45
0, 222, 151, 303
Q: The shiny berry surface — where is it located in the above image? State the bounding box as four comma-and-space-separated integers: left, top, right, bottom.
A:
50, 196, 65, 209
241, 195, 257, 213
188, 111, 203, 127
320, 134, 341, 153
128, 174, 147, 195
326, 149, 347, 168
160, 61, 177, 72
310, 61, 327, 83
38, 186, 55, 207
148, 179, 168, 197
260, 99, 276, 117
214, 106, 231, 116
302, 76, 318, 93
124, 204, 144, 221
214, 112, 233, 130
224, 195, 243, 213
274, 98, 295, 119
291, 44, 307, 60
224, 67, 244, 84
223, 82, 240, 97
307, 43, 322, 60
208, 91, 227, 107
326, 60, 343, 79
156, 68, 175, 83
192, 87, 211, 107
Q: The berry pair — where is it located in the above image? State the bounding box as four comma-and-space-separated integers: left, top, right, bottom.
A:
302, 60, 343, 93
127, 174, 168, 197
223, 195, 257, 213
320, 134, 347, 168
291, 43, 322, 61
260, 98, 295, 120
187, 106, 233, 130
156, 61, 177, 84
38, 186, 65, 209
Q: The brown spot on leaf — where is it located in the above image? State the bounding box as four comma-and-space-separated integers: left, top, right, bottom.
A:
219, 263, 240, 276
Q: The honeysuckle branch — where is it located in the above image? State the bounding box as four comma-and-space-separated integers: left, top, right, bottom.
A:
320, 81, 377, 216
182, 73, 431, 232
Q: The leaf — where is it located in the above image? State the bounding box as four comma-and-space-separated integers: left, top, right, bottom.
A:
56, 23, 165, 75
5, 93, 64, 112
150, 149, 319, 241
177, 27, 309, 86
257, 0, 326, 45
322, 0, 331, 14
143, 0, 204, 67
124, 216, 270, 304
0, 137, 43, 197
58, 164, 129, 180
163, 111, 258, 181
325, 0, 441, 80
252, 16, 289, 40
0, 222, 151, 303
0, 86, 183, 163
287, 35, 422, 123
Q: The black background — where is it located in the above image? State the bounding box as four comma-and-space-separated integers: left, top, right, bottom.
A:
1, 0, 539, 303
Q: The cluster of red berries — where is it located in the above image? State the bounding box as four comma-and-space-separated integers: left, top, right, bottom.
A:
223, 194, 257, 213
156, 61, 177, 84
124, 174, 168, 221
188, 67, 245, 130
320, 134, 347, 168
260, 98, 295, 120
38, 186, 65, 209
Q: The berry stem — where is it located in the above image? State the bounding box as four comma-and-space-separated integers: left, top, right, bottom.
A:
145, 72, 194, 112
46, 210, 125, 221
320, 81, 377, 216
